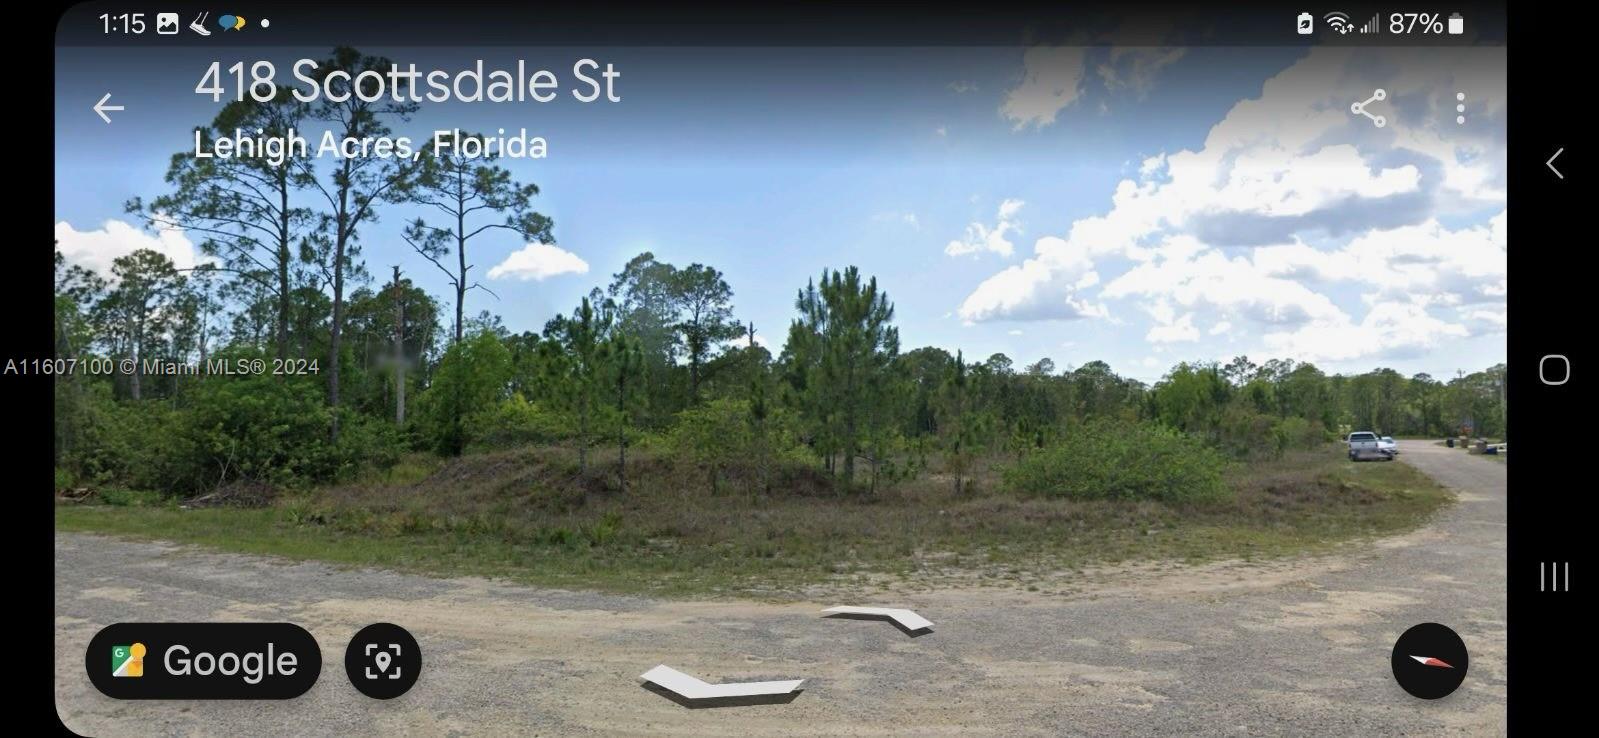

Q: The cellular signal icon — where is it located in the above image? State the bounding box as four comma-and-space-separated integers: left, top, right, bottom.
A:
1324, 12, 1354, 34
1358, 13, 1381, 34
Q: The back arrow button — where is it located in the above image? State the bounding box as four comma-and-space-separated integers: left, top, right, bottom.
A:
1547, 147, 1565, 180
93, 93, 124, 124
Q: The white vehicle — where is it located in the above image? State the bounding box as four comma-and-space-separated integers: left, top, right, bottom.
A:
1378, 436, 1399, 455
1346, 431, 1395, 461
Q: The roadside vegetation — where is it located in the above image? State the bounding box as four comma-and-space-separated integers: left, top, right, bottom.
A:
58, 443, 1452, 597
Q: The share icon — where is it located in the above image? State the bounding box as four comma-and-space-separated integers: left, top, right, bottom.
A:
1351, 88, 1387, 128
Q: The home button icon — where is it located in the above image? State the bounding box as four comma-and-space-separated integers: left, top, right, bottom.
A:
1539, 354, 1570, 386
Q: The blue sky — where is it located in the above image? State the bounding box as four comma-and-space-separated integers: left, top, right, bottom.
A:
54, 44, 1507, 382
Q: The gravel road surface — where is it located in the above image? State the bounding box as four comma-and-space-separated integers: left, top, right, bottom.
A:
56, 440, 1505, 736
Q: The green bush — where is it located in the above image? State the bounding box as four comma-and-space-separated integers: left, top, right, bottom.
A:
651, 398, 815, 493
1003, 420, 1232, 503
1216, 405, 1277, 459
178, 375, 334, 490
657, 399, 752, 463
76, 397, 188, 491
416, 331, 514, 455
72, 364, 400, 496
1272, 416, 1327, 452
468, 394, 576, 449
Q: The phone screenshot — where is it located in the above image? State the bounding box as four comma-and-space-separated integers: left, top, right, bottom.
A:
45, 2, 1575, 734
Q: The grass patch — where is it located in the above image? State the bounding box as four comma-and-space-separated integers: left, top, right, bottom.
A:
56, 446, 1454, 599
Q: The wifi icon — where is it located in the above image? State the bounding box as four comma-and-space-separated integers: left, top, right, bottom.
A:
1324, 11, 1354, 35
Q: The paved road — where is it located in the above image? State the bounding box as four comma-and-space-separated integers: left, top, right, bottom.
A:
56, 440, 1505, 736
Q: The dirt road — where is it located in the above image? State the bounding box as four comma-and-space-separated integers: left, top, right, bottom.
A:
56, 440, 1505, 736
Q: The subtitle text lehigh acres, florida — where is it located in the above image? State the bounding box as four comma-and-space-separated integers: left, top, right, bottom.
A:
188, 58, 623, 166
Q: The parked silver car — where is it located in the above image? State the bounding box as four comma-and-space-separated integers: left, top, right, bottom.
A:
1346, 431, 1395, 461
1378, 436, 1399, 455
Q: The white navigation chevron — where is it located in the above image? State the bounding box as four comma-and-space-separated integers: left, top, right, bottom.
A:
640, 665, 804, 699
822, 605, 933, 632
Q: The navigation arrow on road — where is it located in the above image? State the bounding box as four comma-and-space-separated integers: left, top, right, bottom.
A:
640, 665, 803, 701
822, 605, 934, 633
93, 93, 123, 124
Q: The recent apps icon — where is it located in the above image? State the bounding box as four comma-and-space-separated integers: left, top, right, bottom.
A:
111, 643, 146, 678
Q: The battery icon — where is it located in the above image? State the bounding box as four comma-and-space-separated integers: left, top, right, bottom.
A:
1447, 13, 1464, 34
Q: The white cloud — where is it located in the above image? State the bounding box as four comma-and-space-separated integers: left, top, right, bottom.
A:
960, 46, 1507, 366
958, 235, 1106, 323
1104, 236, 1346, 327
1253, 216, 1505, 307
486, 243, 589, 281
1263, 301, 1469, 363
948, 81, 979, 94
1007, 329, 1024, 336
55, 218, 203, 276
1001, 47, 1088, 130
1461, 306, 1507, 336
1138, 153, 1168, 178
1143, 301, 1199, 343
935, 126, 947, 137
945, 198, 1024, 258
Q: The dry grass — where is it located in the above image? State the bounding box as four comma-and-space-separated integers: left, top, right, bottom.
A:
57, 446, 1453, 598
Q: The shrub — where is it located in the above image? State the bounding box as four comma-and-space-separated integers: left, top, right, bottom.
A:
1002, 420, 1232, 503
1216, 405, 1278, 460
416, 331, 514, 455
653, 398, 815, 493
1272, 416, 1327, 452
96, 370, 400, 495
468, 394, 576, 449
77, 397, 189, 491
177, 375, 336, 490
